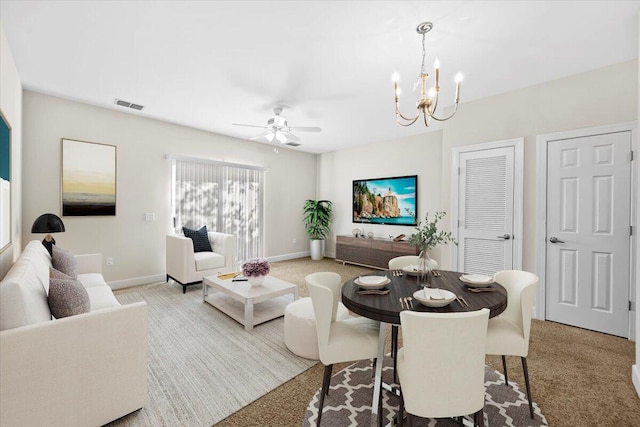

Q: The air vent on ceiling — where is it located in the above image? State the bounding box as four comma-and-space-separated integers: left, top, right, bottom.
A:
285, 142, 301, 147
114, 98, 144, 111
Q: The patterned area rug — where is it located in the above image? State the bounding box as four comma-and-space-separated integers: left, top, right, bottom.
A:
303, 356, 548, 426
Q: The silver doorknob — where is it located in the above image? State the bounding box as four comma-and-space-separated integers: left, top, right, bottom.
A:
549, 237, 565, 244
497, 234, 511, 240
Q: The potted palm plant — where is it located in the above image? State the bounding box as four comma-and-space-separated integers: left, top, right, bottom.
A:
303, 199, 333, 261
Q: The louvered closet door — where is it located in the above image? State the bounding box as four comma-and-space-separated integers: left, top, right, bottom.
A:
457, 147, 515, 275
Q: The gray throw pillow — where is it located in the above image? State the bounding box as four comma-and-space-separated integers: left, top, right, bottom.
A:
50, 267, 72, 280
48, 278, 90, 318
52, 246, 78, 279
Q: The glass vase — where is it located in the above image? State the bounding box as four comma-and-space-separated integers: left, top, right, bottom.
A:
418, 250, 432, 287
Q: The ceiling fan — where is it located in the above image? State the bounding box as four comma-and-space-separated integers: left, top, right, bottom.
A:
233, 107, 321, 145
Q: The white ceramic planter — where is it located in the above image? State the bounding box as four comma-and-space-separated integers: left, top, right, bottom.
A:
310, 239, 324, 261
247, 275, 265, 287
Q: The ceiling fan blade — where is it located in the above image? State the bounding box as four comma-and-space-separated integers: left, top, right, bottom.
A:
289, 126, 321, 132
232, 123, 266, 129
281, 131, 301, 143
250, 130, 273, 143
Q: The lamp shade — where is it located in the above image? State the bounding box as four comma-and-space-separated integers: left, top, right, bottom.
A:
31, 213, 65, 234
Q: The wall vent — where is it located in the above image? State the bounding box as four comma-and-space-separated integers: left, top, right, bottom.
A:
285, 142, 301, 147
114, 98, 145, 111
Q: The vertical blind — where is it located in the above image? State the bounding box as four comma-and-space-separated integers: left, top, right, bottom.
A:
172, 158, 264, 263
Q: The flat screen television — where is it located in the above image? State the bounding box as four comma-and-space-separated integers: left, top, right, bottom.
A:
352, 175, 417, 226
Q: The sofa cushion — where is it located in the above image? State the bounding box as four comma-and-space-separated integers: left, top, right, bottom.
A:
194, 251, 225, 271
52, 246, 78, 278
77, 273, 108, 289
0, 257, 52, 330
85, 286, 121, 311
48, 278, 91, 318
183, 225, 213, 252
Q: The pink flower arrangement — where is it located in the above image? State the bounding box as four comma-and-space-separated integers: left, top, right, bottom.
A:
242, 258, 271, 277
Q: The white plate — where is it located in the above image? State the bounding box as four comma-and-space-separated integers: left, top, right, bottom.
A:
413, 288, 456, 307
355, 276, 391, 289
459, 274, 493, 287
402, 265, 430, 276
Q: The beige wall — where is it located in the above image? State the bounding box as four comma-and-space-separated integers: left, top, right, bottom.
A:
440, 60, 638, 271
319, 60, 637, 271
318, 131, 446, 261
0, 26, 22, 278
22, 91, 317, 287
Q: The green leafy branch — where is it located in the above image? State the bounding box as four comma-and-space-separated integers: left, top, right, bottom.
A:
408, 211, 457, 251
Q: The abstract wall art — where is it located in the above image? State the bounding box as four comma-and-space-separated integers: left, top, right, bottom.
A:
62, 139, 116, 216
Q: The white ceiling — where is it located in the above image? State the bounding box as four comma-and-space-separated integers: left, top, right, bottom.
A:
1, 1, 639, 154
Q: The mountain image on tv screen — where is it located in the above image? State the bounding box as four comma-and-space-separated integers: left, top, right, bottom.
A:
353, 175, 417, 226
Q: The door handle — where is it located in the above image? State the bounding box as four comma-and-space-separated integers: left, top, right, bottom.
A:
549, 237, 565, 244
497, 234, 511, 240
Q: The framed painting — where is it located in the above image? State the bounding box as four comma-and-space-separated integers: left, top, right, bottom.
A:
0, 110, 10, 253
62, 138, 116, 216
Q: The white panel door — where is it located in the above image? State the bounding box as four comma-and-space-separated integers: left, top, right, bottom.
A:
457, 146, 515, 276
545, 131, 631, 337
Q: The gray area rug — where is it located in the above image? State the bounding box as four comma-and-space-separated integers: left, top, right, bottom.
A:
303, 355, 548, 426
108, 283, 316, 426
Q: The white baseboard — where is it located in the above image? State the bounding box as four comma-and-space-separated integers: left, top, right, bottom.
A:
633, 365, 640, 398
266, 251, 310, 263
108, 274, 166, 290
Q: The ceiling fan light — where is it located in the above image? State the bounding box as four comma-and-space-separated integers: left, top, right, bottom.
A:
275, 130, 287, 144
265, 132, 275, 142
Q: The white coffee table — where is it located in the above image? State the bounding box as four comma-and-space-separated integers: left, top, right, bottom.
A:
203, 274, 298, 331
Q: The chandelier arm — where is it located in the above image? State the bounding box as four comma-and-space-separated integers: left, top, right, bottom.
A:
428, 103, 460, 122
397, 114, 421, 126
429, 90, 440, 117
423, 111, 431, 127
396, 103, 421, 122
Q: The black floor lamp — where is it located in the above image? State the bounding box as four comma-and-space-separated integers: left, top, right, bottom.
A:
31, 213, 65, 256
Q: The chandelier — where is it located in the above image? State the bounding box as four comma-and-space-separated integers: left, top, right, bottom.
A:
393, 22, 462, 127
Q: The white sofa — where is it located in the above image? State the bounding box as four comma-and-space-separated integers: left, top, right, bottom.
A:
0, 240, 148, 427
166, 231, 237, 293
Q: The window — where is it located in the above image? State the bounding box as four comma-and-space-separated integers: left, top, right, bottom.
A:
171, 157, 265, 262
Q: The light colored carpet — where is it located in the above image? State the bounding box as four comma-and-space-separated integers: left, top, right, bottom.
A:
107, 281, 316, 427
217, 258, 640, 427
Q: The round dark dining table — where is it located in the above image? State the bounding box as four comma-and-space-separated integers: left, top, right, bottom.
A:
341, 269, 507, 323
341, 269, 507, 426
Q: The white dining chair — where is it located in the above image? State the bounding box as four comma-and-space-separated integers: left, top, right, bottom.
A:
486, 270, 539, 419
397, 309, 490, 427
388, 255, 438, 271
306, 272, 381, 426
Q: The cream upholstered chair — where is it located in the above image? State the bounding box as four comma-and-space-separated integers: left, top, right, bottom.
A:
166, 231, 236, 293
397, 309, 490, 427
388, 255, 438, 271
485, 270, 539, 419
306, 272, 381, 426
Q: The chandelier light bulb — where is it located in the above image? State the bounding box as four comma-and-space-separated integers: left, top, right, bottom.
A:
265, 132, 274, 142
392, 72, 400, 82
455, 73, 464, 83
433, 58, 440, 69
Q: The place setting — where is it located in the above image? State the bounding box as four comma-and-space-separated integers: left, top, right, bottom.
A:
355, 275, 391, 295
460, 273, 500, 293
